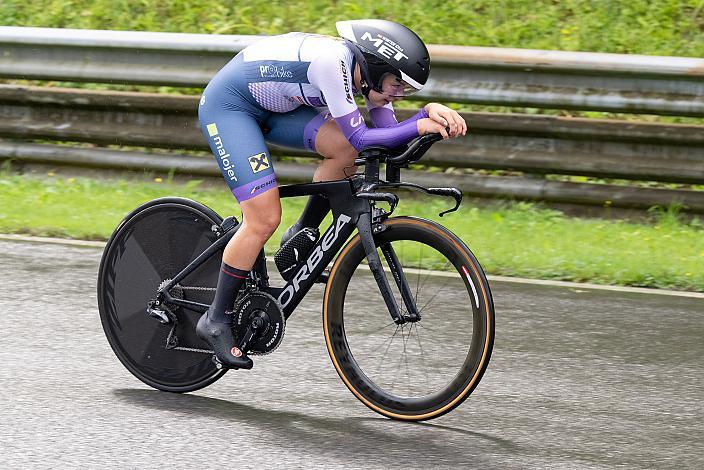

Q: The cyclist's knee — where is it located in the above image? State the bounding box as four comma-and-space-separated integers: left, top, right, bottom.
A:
253, 210, 281, 240
316, 120, 357, 163
333, 144, 358, 163
240, 191, 282, 242
320, 143, 357, 172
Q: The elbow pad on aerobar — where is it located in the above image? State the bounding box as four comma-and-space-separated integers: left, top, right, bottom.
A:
335, 110, 420, 151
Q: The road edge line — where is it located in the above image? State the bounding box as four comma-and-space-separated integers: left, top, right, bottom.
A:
1, 233, 702, 299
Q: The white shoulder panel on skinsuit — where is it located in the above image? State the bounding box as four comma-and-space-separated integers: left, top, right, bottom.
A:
239, 33, 357, 115
242, 32, 307, 62
306, 39, 358, 118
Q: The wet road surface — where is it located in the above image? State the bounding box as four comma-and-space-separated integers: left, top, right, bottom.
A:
0, 239, 702, 469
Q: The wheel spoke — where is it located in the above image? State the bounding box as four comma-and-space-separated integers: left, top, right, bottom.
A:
414, 242, 424, 303
366, 320, 397, 335
415, 258, 452, 306
374, 325, 402, 377
330, 222, 494, 419
412, 323, 431, 389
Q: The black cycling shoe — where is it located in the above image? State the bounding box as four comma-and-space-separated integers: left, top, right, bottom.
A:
196, 312, 253, 370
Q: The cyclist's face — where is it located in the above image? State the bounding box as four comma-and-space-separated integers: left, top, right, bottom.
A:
368, 73, 417, 107
380, 73, 414, 98
368, 88, 399, 107
367, 76, 401, 107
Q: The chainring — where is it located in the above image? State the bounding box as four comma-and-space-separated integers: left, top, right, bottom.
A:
231, 291, 285, 356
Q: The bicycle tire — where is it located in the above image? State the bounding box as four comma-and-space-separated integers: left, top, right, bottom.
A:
97, 197, 227, 392
323, 216, 494, 421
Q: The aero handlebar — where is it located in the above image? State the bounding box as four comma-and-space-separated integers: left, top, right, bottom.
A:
385, 132, 445, 165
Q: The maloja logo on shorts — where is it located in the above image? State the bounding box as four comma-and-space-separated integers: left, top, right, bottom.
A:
250, 176, 276, 195
248, 153, 270, 173
206, 123, 237, 182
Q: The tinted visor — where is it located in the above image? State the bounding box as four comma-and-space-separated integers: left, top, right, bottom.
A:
377, 72, 421, 98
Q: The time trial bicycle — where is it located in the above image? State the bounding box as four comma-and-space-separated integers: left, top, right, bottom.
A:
97, 133, 495, 421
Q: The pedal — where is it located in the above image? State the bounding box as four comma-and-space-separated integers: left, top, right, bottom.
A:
211, 355, 241, 371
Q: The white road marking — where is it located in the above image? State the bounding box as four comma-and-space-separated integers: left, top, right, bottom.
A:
1, 233, 702, 299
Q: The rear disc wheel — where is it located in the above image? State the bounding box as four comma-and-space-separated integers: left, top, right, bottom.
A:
97, 198, 227, 392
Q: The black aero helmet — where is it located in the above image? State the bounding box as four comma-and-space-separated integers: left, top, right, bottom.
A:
336, 19, 430, 97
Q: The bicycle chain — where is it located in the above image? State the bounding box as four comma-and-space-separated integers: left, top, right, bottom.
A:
159, 282, 285, 356
179, 285, 217, 292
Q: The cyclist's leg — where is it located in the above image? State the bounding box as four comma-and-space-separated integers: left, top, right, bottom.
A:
265, 108, 356, 240
197, 88, 280, 369
265, 107, 358, 181
312, 118, 359, 181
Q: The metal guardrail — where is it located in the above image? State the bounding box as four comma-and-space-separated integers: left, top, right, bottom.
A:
5, 141, 703, 212
1, 27, 704, 116
1, 85, 703, 212
0, 28, 702, 212
2, 85, 703, 183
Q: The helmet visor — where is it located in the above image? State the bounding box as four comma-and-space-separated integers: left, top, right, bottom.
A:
378, 73, 421, 98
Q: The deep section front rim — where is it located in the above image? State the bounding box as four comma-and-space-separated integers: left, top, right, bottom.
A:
323, 216, 494, 420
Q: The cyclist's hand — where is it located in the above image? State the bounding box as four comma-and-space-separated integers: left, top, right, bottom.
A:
424, 103, 467, 138
417, 118, 449, 139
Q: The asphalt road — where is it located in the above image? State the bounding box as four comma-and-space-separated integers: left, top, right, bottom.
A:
0, 239, 702, 469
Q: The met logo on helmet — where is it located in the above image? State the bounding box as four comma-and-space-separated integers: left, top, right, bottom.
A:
361, 32, 409, 62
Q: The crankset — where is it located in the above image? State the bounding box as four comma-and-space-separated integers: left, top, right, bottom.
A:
232, 291, 285, 356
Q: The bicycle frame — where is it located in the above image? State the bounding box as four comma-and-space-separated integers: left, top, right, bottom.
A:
155, 133, 461, 327
156, 176, 411, 324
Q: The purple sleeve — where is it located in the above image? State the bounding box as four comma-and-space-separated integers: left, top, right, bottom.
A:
369, 107, 398, 128
369, 106, 428, 128
335, 109, 420, 151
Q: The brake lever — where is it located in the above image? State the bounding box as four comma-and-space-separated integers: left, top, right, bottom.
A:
357, 192, 399, 214
427, 187, 463, 217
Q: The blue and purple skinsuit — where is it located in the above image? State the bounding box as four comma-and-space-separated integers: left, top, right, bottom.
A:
198, 32, 427, 202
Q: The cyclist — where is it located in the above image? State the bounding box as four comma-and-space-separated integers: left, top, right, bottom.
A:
196, 19, 467, 369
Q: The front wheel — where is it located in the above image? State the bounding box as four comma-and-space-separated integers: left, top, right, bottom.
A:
323, 216, 495, 421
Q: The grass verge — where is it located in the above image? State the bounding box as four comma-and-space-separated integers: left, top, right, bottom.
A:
0, 172, 702, 292
2, 0, 703, 57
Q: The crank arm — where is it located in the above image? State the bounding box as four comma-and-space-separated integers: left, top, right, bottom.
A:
236, 325, 257, 354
